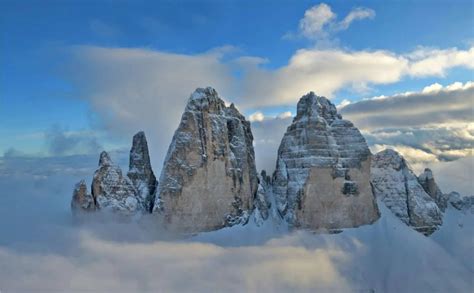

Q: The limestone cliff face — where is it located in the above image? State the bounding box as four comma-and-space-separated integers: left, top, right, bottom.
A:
154, 87, 258, 232
272, 92, 380, 230
371, 149, 443, 235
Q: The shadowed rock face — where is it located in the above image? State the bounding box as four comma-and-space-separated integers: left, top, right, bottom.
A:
418, 168, 448, 211
371, 149, 443, 235
154, 87, 258, 232
272, 92, 380, 230
253, 170, 273, 226
127, 131, 157, 212
71, 180, 95, 212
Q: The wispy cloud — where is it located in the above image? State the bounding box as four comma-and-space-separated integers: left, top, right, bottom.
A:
284, 3, 375, 42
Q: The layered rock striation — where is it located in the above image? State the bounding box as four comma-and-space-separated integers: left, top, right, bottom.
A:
371, 149, 443, 235
272, 92, 380, 230
153, 87, 258, 232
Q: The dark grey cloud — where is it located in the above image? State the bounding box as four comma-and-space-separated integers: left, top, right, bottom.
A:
340, 85, 473, 129
364, 127, 473, 161
338, 84, 473, 165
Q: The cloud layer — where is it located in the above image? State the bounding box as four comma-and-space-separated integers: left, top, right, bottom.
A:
340, 81, 473, 169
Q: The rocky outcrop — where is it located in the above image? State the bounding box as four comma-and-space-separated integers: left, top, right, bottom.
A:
71, 132, 156, 215
371, 149, 443, 235
91, 151, 144, 213
253, 170, 272, 226
446, 192, 474, 213
71, 180, 95, 212
272, 92, 379, 230
127, 131, 157, 212
418, 168, 448, 211
154, 87, 258, 232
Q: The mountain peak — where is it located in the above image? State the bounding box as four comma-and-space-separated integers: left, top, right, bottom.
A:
98, 151, 112, 166
186, 87, 225, 112
295, 92, 341, 123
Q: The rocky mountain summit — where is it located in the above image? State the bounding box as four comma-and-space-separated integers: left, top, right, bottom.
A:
71, 132, 157, 214
371, 149, 442, 235
272, 92, 380, 230
71, 86, 470, 237
153, 87, 258, 232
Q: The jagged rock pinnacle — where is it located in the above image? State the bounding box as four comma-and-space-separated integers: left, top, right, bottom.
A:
127, 131, 157, 212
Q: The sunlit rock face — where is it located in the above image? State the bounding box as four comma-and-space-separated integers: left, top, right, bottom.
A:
418, 168, 448, 211
91, 151, 145, 213
272, 92, 380, 230
371, 149, 443, 235
154, 87, 258, 232
127, 131, 157, 212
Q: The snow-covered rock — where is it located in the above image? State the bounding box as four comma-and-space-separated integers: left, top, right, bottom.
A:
71, 132, 157, 215
127, 131, 157, 212
446, 191, 474, 213
272, 92, 379, 230
71, 179, 95, 212
154, 87, 258, 232
371, 149, 443, 235
253, 170, 272, 226
91, 151, 144, 213
418, 168, 448, 211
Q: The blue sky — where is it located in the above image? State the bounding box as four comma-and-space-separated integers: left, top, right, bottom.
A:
1, 0, 473, 159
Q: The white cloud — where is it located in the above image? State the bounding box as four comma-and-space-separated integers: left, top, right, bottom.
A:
407, 47, 474, 77
277, 111, 293, 119
240, 48, 408, 107
65, 45, 236, 172
422, 82, 443, 93
291, 3, 375, 41
337, 7, 375, 30
249, 111, 265, 122
337, 99, 352, 109
63, 44, 474, 176
298, 3, 336, 39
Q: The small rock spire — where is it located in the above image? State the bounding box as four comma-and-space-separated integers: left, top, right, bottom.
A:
99, 151, 112, 166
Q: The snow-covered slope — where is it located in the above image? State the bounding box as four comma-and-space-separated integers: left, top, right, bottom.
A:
192, 200, 473, 292
431, 206, 474, 272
